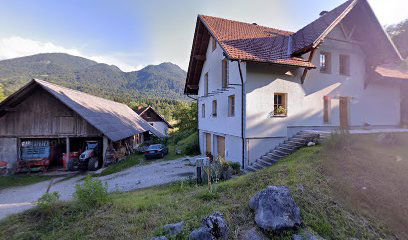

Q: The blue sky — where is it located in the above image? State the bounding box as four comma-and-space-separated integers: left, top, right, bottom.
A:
0, 0, 407, 71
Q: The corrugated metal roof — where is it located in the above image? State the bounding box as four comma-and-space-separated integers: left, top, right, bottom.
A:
33, 79, 165, 141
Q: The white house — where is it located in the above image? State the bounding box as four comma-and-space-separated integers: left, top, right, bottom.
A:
184, 0, 408, 169
136, 106, 173, 137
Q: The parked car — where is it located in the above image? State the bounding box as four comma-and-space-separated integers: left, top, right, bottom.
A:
144, 144, 168, 159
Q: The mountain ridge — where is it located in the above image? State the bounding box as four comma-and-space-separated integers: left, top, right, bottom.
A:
0, 53, 187, 102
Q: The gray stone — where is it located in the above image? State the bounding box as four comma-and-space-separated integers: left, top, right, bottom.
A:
243, 227, 269, 240
307, 142, 316, 147
163, 221, 185, 236
188, 212, 228, 240
188, 227, 215, 240
249, 186, 302, 231
151, 236, 168, 240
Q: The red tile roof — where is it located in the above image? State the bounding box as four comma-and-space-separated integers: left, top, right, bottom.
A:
200, 15, 314, 68
374, 66, 408, 80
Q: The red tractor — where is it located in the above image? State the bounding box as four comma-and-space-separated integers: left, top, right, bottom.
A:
66, 141, 102, 171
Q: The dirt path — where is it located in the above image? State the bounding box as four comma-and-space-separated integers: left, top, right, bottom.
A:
0, 157, 195, 220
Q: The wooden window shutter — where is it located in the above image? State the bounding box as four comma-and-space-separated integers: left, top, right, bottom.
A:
323, 96, 331, 123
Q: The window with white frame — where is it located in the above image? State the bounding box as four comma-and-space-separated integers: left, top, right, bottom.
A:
320, 52, 331, 73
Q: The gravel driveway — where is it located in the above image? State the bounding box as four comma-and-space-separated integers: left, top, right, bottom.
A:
0, 157, 196, 220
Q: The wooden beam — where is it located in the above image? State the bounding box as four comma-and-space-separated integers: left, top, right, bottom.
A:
301, 49, 317, 84
193, 55, 206, 61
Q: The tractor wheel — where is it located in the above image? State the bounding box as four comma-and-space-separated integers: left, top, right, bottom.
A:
87, 157, 99, 171
67, 158, 79, 171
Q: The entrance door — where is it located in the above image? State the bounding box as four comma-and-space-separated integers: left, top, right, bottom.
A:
339, 97, 349, 129
205, 133, 212, 154
216, 136, 225, 158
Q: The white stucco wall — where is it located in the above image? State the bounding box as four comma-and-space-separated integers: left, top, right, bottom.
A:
148, 121, 169, 136
244, 26, 401, 164
197, 26, 401, 167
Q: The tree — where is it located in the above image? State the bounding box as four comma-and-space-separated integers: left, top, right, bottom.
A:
0, 84, 5, 101
172, 102, 197, 132
387, 19, 408, 60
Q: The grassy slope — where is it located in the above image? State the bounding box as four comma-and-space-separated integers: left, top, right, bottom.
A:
0, 175, 53, 190
0, 145, 394, 240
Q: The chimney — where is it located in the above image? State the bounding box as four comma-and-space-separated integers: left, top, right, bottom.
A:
137, 106, 143, 110
319, 11, 329, 16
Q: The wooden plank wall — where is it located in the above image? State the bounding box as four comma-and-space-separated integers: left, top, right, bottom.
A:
0, 87, 101, 137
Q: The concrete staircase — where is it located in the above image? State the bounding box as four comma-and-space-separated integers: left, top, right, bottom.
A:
246, 131, 322, 172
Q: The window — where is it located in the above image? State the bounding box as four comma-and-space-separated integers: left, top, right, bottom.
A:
212, 100, 217, 117
204, 73, 209, 96
320, 52, 331, 73
323, 96, 331, 123
212, 37, 217, 51
202, 104, 205, 118
339, 54, 350, 76
228, 95, 235, 117
274, 93, 287, 116
222, 59, 229, 88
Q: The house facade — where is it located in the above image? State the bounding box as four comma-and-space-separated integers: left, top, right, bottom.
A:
184, 0, 407, 168
136, 106, 173, 137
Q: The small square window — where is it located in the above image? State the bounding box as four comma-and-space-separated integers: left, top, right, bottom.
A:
222, 59, 229, 88
320, 52, 331, 74
212, 100, 217, 117
202, 104, 205, 118
212, 37, 217, 51
339, 54, 350, 76
274, 93, 287, 116
228, 95, 235, 117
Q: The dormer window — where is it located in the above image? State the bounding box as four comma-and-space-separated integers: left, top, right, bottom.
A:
320, 52, 331, 74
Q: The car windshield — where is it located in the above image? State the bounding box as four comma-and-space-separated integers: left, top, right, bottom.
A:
147, 144, 162, 150
86, 142, 98, 150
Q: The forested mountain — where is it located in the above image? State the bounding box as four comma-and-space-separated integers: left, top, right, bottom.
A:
387, 19, 408, 60
0, 53, 188, 120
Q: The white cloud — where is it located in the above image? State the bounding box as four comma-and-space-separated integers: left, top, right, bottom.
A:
0, 36, 140, 72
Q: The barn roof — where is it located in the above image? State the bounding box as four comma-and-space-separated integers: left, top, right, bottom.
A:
185, 0, 403, 94
0, 79, 165, 141
136, 106, 173, 128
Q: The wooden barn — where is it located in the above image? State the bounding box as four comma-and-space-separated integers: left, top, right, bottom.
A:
0, 79, 164, 172
136, 106, 173, 136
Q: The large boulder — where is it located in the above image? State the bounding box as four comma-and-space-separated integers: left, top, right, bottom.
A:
293, 230, 325, 240
249, 186, 302, 231
163, 221, 185, 236
189, 212, 228, 240
243, 227, 269, 240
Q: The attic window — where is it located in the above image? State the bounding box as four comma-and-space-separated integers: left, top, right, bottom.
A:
222, 59, 229, 88
320, 52, 331, 74
212, 37, 217, 51
204, 73, 209, 96
339, 54, 350, 76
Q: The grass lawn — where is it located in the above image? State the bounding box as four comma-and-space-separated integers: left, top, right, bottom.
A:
0, 142, 396, 240
0, 175, 54, 190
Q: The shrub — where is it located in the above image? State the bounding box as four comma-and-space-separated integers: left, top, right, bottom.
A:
74, 176, 111, 208
36, 192, 60, 211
